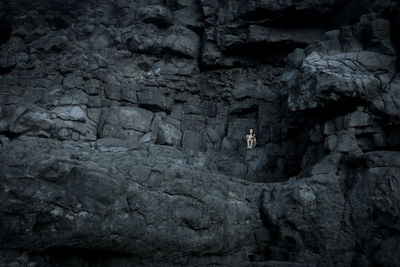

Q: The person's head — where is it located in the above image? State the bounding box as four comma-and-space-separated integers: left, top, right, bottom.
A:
250, 129, 253, 134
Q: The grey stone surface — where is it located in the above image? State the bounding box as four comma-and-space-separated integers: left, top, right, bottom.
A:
137, 5, 173, 27
163, 25, 200, 59
0, 0, 400, 265
157, 120, 182, 146
182, 129, 204, 151
0, 137, 263, 266
52, 106, 87, 122
285, 15, 398, 112
247, 25, 322, 46
105, 106, 153, 133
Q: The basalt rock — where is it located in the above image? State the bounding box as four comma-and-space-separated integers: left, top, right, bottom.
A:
0, 137, 264, 266
1, 0, 400, 266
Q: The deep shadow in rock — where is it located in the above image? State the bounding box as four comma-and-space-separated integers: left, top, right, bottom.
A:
0, 131, 21, 141
30, 248, 134, 266
0, 22, 11, 46
298, 98, 366, 121
222, 41, 308, 66
390, 9, 400, 72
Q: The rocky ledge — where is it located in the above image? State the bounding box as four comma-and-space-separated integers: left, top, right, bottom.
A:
2, 136, 399, 266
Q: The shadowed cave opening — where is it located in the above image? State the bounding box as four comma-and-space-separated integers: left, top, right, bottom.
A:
225, 101, 309, 183
299, 98, 367, 121
254, 97, 377, 183
199, 38, 309, 71
223, 41, 308, 65
241, 0, 353, 29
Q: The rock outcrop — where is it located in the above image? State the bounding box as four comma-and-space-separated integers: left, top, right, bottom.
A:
0, 0, 400, 266
1, 137, 264, 265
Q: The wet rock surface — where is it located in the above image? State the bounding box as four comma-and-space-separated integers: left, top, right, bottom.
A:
0, 0, 400, 266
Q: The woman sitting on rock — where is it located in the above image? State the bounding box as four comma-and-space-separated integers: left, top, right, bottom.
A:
246, 129, 256, 149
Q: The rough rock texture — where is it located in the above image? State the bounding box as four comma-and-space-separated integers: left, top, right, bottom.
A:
1, 137, 264, 266
1, 0, 400, 266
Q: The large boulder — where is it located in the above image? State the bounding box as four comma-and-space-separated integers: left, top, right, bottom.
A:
285, 16, 397, 111
287, 50, 396, 111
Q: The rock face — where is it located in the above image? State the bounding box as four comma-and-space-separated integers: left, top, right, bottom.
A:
0, 0, 400, 266
1, 137, 264, 266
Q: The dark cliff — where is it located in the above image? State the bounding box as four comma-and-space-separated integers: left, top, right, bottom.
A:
0, 0, 400, 266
